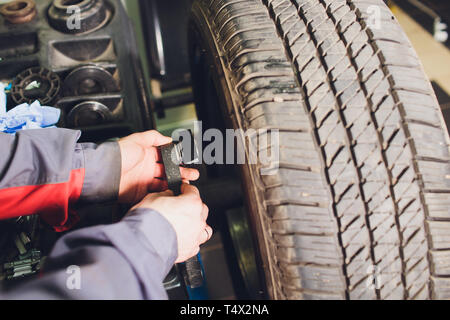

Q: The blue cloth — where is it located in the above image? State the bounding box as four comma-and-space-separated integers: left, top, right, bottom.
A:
0, 100, 61, 134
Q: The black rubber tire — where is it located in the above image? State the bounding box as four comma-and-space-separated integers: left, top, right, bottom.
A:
189, 0, 450, 300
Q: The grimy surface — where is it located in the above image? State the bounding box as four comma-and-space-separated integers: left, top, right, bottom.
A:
193, 0, 450, 299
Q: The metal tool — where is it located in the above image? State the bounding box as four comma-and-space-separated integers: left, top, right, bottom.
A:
3, 249, 41, 280
10, 67, 61, 105
67, 101, 112, 127
0, 0, 37, 25
159, 130, 204, 289
47, 0, 109, 35
63, 65, 119, 96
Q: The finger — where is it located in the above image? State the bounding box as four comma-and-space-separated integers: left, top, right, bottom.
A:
201, 204, 209, 221
191, 247, 201, 259
155, 149, 163, 163
206, 225, 213, 241
200, 225, 213, 245
153, 163, 165, 178
148, 178, 168, 192
159, 189, 174, 197
144, 189, 173, 200
155, 165, 199, 181
180, 183, 201, 198
180, 167, 200, 181
148, 146, 163, 163
138, 130, 172, 148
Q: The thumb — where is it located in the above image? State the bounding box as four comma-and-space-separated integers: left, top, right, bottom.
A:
145, 189, 174, 200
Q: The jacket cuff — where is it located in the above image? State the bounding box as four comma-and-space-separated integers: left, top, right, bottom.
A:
78, 141, 121, 203
123, 208, 178, 275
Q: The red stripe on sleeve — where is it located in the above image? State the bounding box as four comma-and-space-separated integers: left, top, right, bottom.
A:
0, 168, 85, 231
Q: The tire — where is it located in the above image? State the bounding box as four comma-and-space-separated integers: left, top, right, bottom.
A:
189, 0, 450, 300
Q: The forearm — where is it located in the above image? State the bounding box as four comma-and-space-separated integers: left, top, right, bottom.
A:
0, 128, 121, 231
0, 208, 177, 300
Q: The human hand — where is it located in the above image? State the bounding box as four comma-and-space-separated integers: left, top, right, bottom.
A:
118, 130, 200, 204
132, 184, 212, 263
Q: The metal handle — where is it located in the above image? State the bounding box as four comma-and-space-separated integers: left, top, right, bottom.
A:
159, 142, 204, 289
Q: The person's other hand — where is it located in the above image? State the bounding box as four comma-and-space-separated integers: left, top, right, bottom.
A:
118, 130, 200, 204
132, 184, 212, 263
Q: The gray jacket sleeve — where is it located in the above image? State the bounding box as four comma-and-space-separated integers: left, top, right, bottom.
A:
0, 128, 121, 230
0, 208, 178, 300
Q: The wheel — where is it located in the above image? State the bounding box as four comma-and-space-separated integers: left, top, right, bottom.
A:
189, 0, 450, 300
